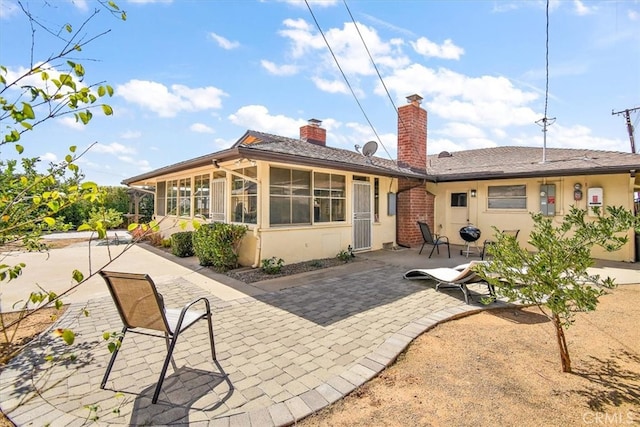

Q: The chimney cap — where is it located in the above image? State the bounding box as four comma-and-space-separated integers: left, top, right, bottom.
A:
406, 94, 423, 105
307, 118, 322, 127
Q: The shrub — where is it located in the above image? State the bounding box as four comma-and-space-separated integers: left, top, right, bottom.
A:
192, 222, 248, 271
161, 238, 172, 248
87, 207, 123, 230
145, 232, 163, 246
261, 257, 284, 274
336, 249, 353, 263
171, 231, 194, 257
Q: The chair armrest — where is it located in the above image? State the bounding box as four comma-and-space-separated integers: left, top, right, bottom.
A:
173, 297, 212, 333
435, 235, 449, 243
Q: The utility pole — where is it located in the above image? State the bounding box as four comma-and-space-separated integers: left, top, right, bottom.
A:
612, 107, 639, 154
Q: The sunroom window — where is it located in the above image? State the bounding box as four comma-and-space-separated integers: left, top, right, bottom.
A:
231, 166, 257, 224
270, 167, 311, 226
313, 172, 345, 222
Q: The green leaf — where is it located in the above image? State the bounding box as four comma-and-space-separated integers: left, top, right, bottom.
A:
43, 217, 55, 226
41, 71, 49, 80
15, 144, 23, 154
65, 154, 73, 163
127, 223, 139, 231
21, 102, 35, 119
70, 145, 77, 152
20, 122, 33, 130
72, 269, 84, 283
98, 86, 106, 97
65, 24, 72, 33
102, 104, 113, 116
61, 329, 75, 345
77, 223, 92, 231
103, 332, 111, 340
106, 85, 114, 96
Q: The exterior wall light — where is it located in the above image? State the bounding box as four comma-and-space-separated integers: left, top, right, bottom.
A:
470, 189, 477, 198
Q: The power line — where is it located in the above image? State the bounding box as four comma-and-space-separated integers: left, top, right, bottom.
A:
304, 0, 394, 161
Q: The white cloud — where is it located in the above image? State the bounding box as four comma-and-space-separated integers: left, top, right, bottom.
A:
116, 80, 227, 117
311, 77, 349, 94
629, 9, 639, 21
190, 123, 214, 133
117, 155, 151, 171
545, 123, 625, 151
572, 0, 595, 16
59, 116, 86, 130
273, 19, 410, 95
411, 37, 464, 60
261, 60, 299, 76
209, 32, 240, 50
40, 152, 58, 163
92, 142, 136, 155
3, 63, 88, 95
0, 0, 19, 19
436, 122, 486, 139
69, 0, 89, 12
120, 130, 142, 139
228, 105, 305, 137
380, 64, 539, 127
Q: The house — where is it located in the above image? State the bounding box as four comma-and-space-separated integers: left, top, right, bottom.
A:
122, 94, 640, 264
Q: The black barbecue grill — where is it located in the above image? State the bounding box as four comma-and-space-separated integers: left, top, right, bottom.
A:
459, 225, 481, 257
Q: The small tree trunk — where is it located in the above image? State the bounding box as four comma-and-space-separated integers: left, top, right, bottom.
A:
553, 313, 572, 373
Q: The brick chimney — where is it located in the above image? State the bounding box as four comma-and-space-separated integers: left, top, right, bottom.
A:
397, 94, 427, 171
300, 118, 326, 146
396, 94, 434, 247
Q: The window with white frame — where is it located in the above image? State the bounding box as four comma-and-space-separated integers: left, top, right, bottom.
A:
313, 172, 346, 222
166, 179, 178, 215
270, 167, 311, 226
194, 174, 210, 219
231, 166, 257, 224
156, 182, 166, 216
487, 185, 527, 209
178, 177, 192, 216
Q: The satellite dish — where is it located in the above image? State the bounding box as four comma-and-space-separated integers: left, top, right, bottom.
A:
362, 140, 378, 157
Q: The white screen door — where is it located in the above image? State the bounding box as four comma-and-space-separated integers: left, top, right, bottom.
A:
353, 181, 372, 250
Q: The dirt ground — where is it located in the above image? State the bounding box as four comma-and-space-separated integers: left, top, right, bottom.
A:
301, 284, 640, 427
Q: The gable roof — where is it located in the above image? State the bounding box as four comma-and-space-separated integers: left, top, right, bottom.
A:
122, 130, 427, 185
122, 131, 640, 186
427, 146, 640, 182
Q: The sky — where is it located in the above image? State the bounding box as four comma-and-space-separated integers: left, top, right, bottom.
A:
1, 0, 639, 186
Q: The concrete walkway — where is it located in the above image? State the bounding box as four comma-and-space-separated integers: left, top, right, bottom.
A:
1, 240, 638, 426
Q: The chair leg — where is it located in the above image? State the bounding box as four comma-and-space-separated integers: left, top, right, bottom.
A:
461, 284, 470, 304
153, 333, 180, 404
419, 242, 426, 255
101, 326, 127, 389
428, 245, 437, 258
446, 242, 451, 258
207, 313, 216, 361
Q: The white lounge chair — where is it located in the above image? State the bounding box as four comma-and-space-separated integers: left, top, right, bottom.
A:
403, 260, 493, 304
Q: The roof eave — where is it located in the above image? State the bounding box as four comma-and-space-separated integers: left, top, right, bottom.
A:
431, 165, 638, 182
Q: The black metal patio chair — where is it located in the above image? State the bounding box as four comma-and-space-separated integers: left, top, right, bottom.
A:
99, 271, 216, 404
417, 221, 451, 258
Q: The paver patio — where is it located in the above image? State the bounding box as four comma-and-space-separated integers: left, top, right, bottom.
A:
1, 243, 637, 426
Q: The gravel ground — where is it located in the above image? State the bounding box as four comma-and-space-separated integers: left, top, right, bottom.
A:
224, 257, 352, 283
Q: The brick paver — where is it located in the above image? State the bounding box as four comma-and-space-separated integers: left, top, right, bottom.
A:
0, 251, 504, 426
